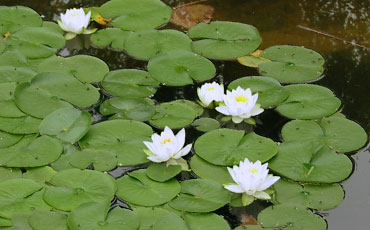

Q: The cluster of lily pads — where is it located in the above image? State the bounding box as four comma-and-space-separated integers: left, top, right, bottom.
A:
0, 0, 368, 230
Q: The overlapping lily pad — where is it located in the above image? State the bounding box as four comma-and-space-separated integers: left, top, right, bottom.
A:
281, 117, 367, 153
269, 141, 352, 183
259, 45, 325, 83
133, 206, 179, 230
99, 0, 172, 31
190, 155, 233, 184
106, 97, 156, 121
38, 55, 109, 83
0, 100, 26, 117
101, 69, 159, 98
90, 28, 131, 49
69, 149, 118, 172
0, 66, 36, 83
0, 135, 62, 167
192, 118, 220, 132
0, 167, 21, 182
116, 169, 180, 206
169, 179, 231, 212
29, 210, 68, 230
0, 115, 41, 134
23, 166, 57, 185
0, 131, 22, 149
272, 179, 344, 210
125, 29, 192, 60
152, 212, 188, 230
43, 169, 116, 211
195, 129, 278, 166
79, 120, 154, 166
276, 84, 341, 119
146, 163, 182, 182
184, 213, 230, 230
188, 21, 262, 60
0, 6, 42, 33
148, 50, 216, 86
228, 76, 289, 108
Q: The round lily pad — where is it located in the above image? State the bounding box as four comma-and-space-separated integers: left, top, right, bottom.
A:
116, 169, 181, 206
99, 0, 172, 31
146, 163, 182, 182
69, 149, 118, 172
190, 155, 233, 184
108, 97, 156, 121
0, 100, 26, 117
102, 69, 159, 98
259, 45, 325, 83
272, 179, 344, 210
0, 115, 41, 134
149, 100, 203, 129
169, 179, 231, 212
148, 50, 216, 86
195, 129, 278, 166
276, 84, 341, 119
0, 6, 42, 33
188, 21, 262, 60
14, 72, 100, 118
38, 55, 109, 83
133, 206, 175, 230
0, 135, 63, 167
39, 108, 92, 144
79, 120, 153, 166
29, 210, 68, 230
68, 202, 140, 230
228, 76, 289, 108
256, 204, 327, 230
90, 28, 131, 49
0, 130, 22, 148
152, 213, 188, 230
184, 213, 230, 230
192, 118, 220, 132
125, 29, 192, 60
43, 169, 117, 211
268, 141, 353, 183
281, 117, 368, 154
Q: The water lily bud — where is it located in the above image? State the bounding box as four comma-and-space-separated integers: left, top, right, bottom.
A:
197, 82, 224, 107
58, 8, 95, 39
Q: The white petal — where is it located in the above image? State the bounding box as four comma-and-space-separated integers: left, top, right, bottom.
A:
175, 128, 186, 151
173, 144, 192, 159
260, 175, 280, 190
215, 106, 231, 115
224, 184, 244, 193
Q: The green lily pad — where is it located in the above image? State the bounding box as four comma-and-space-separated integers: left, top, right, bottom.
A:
169, 179, 231, 212
125, 29, 192, 60
5, 213, 33, 230
116, 169, 180, 206
152, 212, 188, 230
237, 54, 271, 68
0, 135, 63, 167
23, 166, 57, 185
0, 115, 41, 134
0, 50, 28, 67
190, 155, 233, 184
90, 28, 131, 49
0, 83, 16, 101
256, 204, 327, 230
192, 118, 220, 132
133, 206, 176, 230
0, 100, 26, 117
146, 163, 182, 182
50, 143, 79, 171
281, 117, 368, 154
149, 100, 203, 129
102, 69, 159, 98
188, 21, 262, 60
148, 50, 216, 86
0, 66, 36, 83
69, 149, 118, 172
29, 210, 68, 230
184, 213, 230, 230
68, 202, 140, 230
272, 179, 344, 210
14, 72, 99, 118
0, 6, 42, 33
107, 97, 156, 121
43, 169, 117, 211
0, 131, 22, 149
0, 179, 50, 219
268, 141, 353, 183
38, 55, 109, 83
39, 108, 92, 144
0, 167, 22, 182
99, 0, 172, 31
195, 129, 278, 166
228, 76, 289, 108
79, 120, 153, 166
276, 84, 341, 119
259, 45, 325, 83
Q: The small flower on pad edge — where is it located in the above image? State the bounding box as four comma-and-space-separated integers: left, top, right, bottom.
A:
197, 82, 224, 108
224, 158, 280, 206
143, 126, 192, 170
58, 8, 96, 40
216, 86, 264, 124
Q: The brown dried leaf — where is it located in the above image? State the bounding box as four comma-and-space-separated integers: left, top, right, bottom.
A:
171, 4, 214, 29
240, 213, 259, 226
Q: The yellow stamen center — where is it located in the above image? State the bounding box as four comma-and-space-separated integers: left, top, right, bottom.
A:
207, 87, 215, 91
248, 168, 258, 174
235, 95, 248, 103
71, 13, 80, 17
160, 138, 172, 144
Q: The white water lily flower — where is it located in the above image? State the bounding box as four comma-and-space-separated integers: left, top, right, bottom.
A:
224, 158, 280, 205
215, 86, 264, 123
143, 126, 192, 169
58, 8, 95, 39
197, 82, 224, 107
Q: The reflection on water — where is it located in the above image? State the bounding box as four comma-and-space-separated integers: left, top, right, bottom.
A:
3, 0, 370, 229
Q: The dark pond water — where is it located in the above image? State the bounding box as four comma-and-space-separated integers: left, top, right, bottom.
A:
2, 0, 369, 229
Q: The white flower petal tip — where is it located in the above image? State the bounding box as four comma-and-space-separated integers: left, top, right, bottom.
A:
143, 127, 192, 167
197, 82, 224, 107
59, 8, 92, 34
215, 87, 264, 123
224, 158, 279, 201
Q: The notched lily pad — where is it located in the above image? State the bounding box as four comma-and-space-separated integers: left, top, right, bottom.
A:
184, 213, 230, 230
90, 28, 131, 50
146, 163, 182, 182
29, 210, 68, 230
192, 118, 220, 132
69, 149, 118, 172
190, 155, 233, 184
